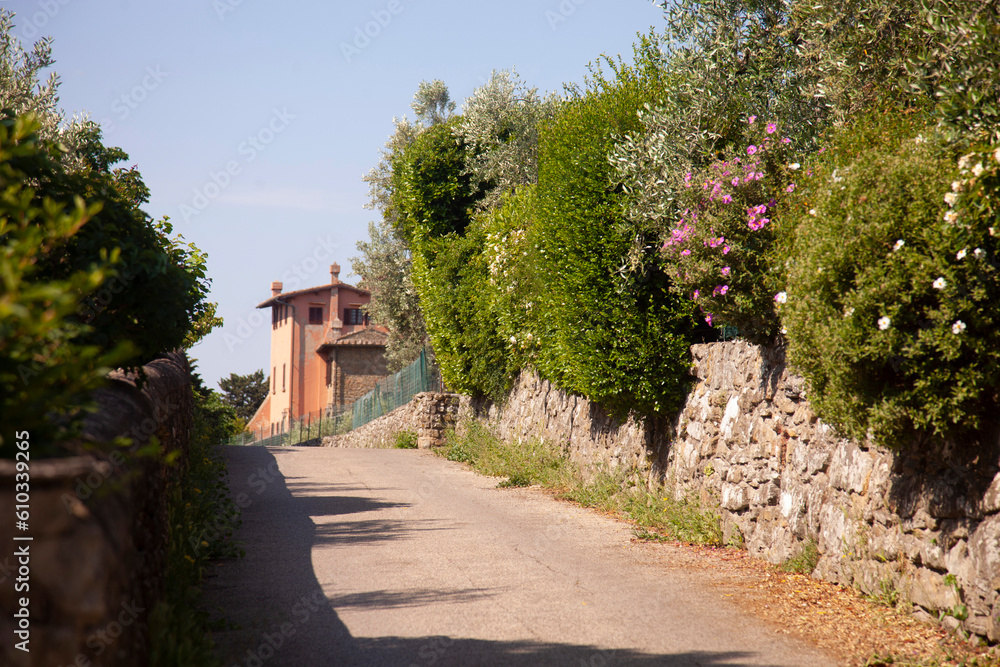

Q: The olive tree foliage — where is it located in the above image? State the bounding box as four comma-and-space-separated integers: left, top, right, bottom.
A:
0, 9, 88, 169
353, 80, 454, 371
609, 20, 817, 258
454, 69, 559, 211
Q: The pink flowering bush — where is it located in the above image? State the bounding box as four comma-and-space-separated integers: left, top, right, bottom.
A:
780, 109, 1000, 446
660, 116, 796, 340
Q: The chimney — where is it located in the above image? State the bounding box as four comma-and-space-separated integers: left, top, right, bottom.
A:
271, 281, 283, 296
330, 263, 341, 285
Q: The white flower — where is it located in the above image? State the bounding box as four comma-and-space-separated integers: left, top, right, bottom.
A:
991, 228, 997, 237
974, 248, 985, 259
957, 248, 968, 260
952, 320, 967, 335
958, 153, 975, 171
844, 306, 855, 318
995, 146, 1000, 163
915, 134, 925, 144
944, 192, 958, 206
509, 336, 517, 344
808, 208, 817, 217
945, 210, 959, 225
780, 326, 788, 334
952, 180, 963, 193
878, 316, 891, 330
893, 239, 905, 252
788, 162, 801, 170
526, 332, 533, 341
972, 162, 985, 178
774, 291, 788, 304
933, 277, 947, 290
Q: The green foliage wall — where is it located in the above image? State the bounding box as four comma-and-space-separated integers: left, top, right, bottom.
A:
780, 109, 1000, 445
530, 54, 696, 417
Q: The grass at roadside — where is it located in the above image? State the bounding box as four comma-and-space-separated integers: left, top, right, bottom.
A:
438, 421, 723, 545
147, 408, 243, 666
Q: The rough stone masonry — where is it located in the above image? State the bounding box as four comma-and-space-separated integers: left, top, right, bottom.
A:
468, 341, 1000, 643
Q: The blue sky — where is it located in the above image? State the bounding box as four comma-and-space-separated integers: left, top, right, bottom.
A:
9, 0, 665, 389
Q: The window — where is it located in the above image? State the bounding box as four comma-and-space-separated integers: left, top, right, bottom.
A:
309, 306, 323, 325
282, 363, 286, 393
272, 367, 276, 394
344, 308, 366, 325
326, 357, 332, 386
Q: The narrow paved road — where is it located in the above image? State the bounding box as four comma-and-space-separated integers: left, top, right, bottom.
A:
203, 446, 837, 666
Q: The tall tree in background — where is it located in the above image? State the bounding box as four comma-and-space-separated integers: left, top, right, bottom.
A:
455, 69, 559, 211
218, 370, 268, 423
352, 80, 455, 371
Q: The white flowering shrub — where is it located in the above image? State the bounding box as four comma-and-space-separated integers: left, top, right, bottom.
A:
780, 109, 1000, 445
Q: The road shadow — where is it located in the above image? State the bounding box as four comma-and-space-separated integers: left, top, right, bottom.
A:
202, 446, 789, 666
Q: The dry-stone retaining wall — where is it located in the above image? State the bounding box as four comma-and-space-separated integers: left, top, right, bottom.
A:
462, 342, 1000, 643
322, 392, 459, 449
0, 352, 193, 667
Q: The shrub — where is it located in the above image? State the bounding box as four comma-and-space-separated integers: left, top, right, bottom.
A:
394, 430, 417, 449
391, 118, 485, 243
660, 116, 798, 339
0, 116, 131, 457
780, 108, 1000, 445
532, 46, 696, 417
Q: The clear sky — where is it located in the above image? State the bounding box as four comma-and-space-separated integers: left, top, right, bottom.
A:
8, 0, 666, 390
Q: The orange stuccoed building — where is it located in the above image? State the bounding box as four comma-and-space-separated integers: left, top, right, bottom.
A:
247, 263, 388, 437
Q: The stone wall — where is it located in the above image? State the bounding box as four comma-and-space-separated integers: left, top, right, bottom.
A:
0, 352, 193, 666
460, 342, 1000, 643
328, 346, 389, 409
322, 392, 459, 450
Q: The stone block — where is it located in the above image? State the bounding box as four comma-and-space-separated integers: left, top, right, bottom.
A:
910, 567, 961, 611
721, 483, 750, 511
828, 443, 873, 495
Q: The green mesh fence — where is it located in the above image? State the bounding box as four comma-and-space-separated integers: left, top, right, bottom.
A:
352, 348, 441, 429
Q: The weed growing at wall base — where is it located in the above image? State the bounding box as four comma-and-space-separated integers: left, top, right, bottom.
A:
440, 423, 724, 546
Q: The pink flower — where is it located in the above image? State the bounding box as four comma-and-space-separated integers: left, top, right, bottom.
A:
692, 290, 700, 299
781, 137, 791, 144
747, 145, 758, 156
713, 285, 729, 296
766, 122, 777, 134
786, 183, 796, 193
721, 194, 733, 204
705, 313, 714, 326
723, 245, 731, 255
731, 177, 739, 186
681, 249, 691, 256
721, 266, 731, 277
748, 116, 757, 125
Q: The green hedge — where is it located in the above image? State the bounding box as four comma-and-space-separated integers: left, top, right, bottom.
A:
531, 56, 696, 416
780, 109, 1000, 444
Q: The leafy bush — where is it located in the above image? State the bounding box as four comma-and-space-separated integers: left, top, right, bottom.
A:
394, 430, 417, 449
660, 116, 798, 339
0, 116, 131, 457
532, 47, 696, 416
412, 222, 519, 401
780, 109, 1000, 445
391, 118, 485, 243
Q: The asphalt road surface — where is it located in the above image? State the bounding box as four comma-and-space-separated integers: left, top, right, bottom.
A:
202, 445, 837, 666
